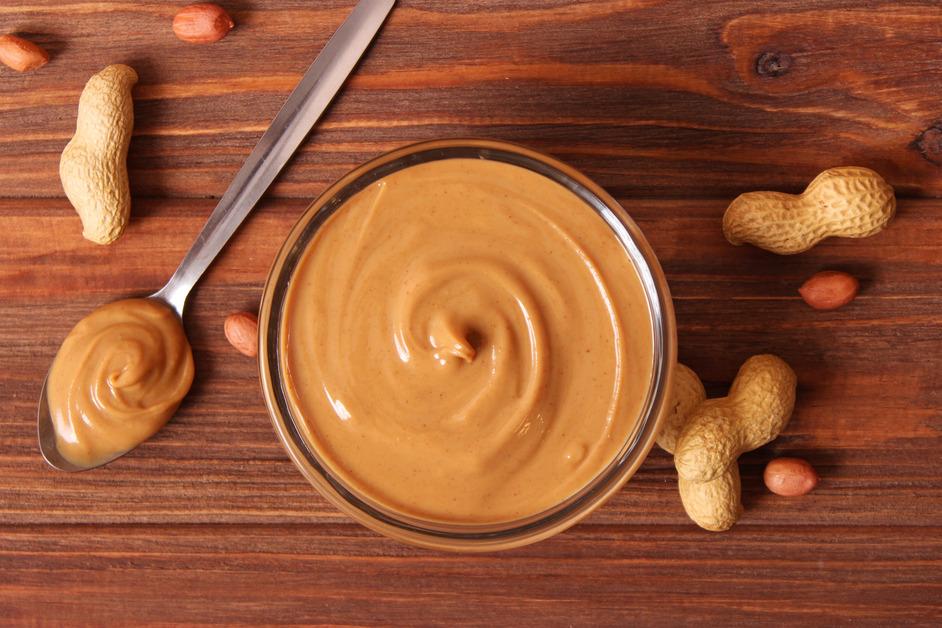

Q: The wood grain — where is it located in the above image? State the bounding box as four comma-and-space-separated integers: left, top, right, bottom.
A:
0, 0, 940, 625
1, 524, 938, 625
2, 1, 942, 199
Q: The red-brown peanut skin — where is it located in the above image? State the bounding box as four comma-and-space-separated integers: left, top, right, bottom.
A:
799, 270, 859, 310
0, 35, 49, 72
172, 3, 235, 44
764, 457, 819, 496
224, 312, 258, 357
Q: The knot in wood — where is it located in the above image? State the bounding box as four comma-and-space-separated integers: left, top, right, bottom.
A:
913, 123, 942, 166
755, 51, 792, 77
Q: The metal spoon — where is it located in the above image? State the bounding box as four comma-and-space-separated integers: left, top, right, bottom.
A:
38, 0, 396, 472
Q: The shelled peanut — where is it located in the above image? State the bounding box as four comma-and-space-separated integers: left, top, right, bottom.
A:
799, 271, 859, 310
225, 312, 259, 357
0, 34, 49, 72
764, 457, 819, 496
173, 3, 235, 44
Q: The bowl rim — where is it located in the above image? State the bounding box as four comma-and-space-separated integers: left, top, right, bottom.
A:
257, 138, 677, 551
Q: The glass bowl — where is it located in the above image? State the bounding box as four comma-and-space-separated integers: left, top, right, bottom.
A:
258, 139, 676, 551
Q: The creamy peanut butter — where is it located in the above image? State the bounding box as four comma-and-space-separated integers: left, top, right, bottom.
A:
47, 298, 194, 467
281, 158, 653, 523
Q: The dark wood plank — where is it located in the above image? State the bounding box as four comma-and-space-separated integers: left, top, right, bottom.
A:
1, 1, 942, 199
1, 524, 939, 625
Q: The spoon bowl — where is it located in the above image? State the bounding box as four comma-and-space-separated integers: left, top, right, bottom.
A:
36, 294, 181, 472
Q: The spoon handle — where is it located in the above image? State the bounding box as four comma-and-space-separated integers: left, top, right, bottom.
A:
155, 0, 395, 315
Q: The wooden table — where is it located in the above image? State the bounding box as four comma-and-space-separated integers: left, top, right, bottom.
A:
2, 1, 940, 624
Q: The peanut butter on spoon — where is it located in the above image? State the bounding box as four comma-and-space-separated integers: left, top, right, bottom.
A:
46, 299, 194, 467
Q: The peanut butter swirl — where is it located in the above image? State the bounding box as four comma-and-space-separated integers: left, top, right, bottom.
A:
47, 298, 194, 467
281, 159, 653, 523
